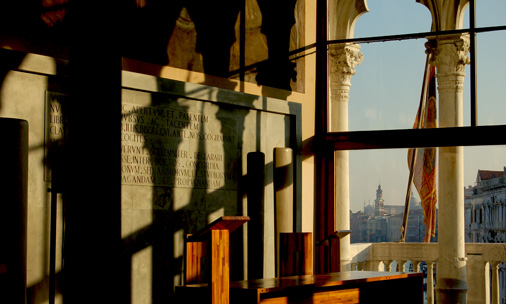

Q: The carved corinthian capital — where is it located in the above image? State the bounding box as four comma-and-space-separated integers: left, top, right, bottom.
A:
329, 43, 364, 88
426, 35, 470, 77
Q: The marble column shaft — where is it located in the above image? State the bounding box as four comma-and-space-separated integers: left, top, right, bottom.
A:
329, 43, 363, 271
428, 34, 470, 304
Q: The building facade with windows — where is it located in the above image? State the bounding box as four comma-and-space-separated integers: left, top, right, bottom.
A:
465, 168, 506, 243
350, 185, 437, 243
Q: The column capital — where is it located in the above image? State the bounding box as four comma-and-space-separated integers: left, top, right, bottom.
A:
412, 260, 421, 272
490, 260, 502, 268
426, 260, 436, 267
426, 34, 470, 78
383, 259, 394, 272
329, 43, 364, 84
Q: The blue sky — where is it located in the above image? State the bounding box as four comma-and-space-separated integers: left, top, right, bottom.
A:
347, 0, 506, 212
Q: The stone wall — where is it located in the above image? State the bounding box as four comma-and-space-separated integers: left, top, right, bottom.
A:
0, 50, 302, 303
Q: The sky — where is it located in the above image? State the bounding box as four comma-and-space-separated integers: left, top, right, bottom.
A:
347, 0, 506, 212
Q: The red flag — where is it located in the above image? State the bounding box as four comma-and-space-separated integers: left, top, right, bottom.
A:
408, 65, 437, 242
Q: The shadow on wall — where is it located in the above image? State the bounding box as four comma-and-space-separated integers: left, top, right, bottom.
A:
0, 1, 300, 303
123, 0, 298, 91
0, 60, 265, 303
120, 79, 261, 302
0, 0, 300, 94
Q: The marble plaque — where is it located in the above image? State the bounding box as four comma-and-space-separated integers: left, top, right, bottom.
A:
120, 102, 239, 190
45, 92, 240, 191
44, 91, 67, 182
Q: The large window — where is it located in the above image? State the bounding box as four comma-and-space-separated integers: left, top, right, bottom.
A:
320, 0, 506, 243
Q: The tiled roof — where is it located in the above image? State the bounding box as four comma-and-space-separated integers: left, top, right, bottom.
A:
478, 170, 504, 181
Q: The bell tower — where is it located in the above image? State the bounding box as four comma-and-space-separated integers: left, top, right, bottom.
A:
374, 184, 385, 216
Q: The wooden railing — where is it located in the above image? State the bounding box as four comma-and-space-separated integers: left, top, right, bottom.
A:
349, 243, 506, 304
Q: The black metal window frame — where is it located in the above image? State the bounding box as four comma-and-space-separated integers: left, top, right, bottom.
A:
316, 1, 506, 152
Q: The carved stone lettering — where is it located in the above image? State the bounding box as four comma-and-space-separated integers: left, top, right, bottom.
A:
120, 102, 239, 190
45, 93, 239, 190
44, 91, 68, 182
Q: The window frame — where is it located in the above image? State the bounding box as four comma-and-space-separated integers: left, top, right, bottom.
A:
319, 24, 506, 151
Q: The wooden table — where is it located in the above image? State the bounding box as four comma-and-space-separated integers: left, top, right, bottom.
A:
177, 271, 423, 304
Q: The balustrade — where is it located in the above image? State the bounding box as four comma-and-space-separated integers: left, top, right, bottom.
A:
350, 243, 506, 304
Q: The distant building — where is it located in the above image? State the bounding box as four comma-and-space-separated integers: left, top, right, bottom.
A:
465, 168, 506, 243
388, 213, 403, 242
374, 185, 385, 216
350, 211, 369, 243
465, 168, 506, 304
405, 207, 439, 242
350, 184, 436, 243
373, 185, 405, 216
364, 203, 375, 216
367, 216, 389, 242
383, 205, 405, 216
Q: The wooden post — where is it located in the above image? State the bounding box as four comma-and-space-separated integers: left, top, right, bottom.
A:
184, 216, 249, 304
314, 0, 332, 276
280, 233, 313, 277
185, 236, 207, 284
316, 230, 351, 273
211, 230, 230, 304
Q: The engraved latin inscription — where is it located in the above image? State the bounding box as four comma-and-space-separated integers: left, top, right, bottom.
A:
44, 93, 238, 190
46, 92, 66, 143
121, 103, 238, 190
44, 91, 68, 181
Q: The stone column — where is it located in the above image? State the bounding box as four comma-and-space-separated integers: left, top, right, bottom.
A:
383, 260, 394, 272
274, 148, 294, 234
329, 43, 363, 271
412, 260, 422, 273
466, 258, 488, 304
427, 34, 470, 304
274, 147, 294, 276
328, 0, 368, 272
328, 44, 362, 270
491, 261, 501, 304
427, 260, 436, 304
397, 260, 406, 272
367, 259, 382, 272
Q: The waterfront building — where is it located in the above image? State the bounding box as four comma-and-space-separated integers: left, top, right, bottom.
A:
465, 167, 506, 304
351, 185, 436, 243
465, 168, 506, 243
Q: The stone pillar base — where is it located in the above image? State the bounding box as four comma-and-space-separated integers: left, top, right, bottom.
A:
436, 278, 469, 304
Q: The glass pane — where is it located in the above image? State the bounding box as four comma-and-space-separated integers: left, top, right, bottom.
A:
476, 0, 506, 28
464, 146, 506, 243
474, 30, 506, 126
350, 148, 428, 243
350, 0, 506, 131
350, 149, 416, 215
349, 40, 428, 131
353, 0, 432, 38
349, 146, 506, 243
